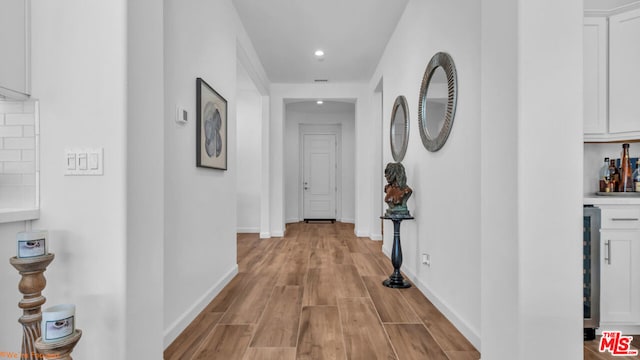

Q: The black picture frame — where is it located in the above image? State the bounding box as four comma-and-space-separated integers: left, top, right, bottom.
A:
196, 77, 228, 170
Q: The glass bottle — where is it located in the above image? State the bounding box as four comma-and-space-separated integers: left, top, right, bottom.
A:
619, 143, 634, 192
633, 160, 640, 192
599, 157, 611, 192
609, 159, 619, 192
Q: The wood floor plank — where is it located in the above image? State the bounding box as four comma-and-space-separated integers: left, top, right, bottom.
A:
296, 306, 346, 360
304, 265, 368, 306
346, 237, 372, 253
219, 273, 276, 324
337, 298, 397, 360
370, 251, 395, 275
206, 272, 250, 313
304, 267, 340, 306
250, 286, 303, 347
243, 347, 296, 360
191, 324, 253, 360
239, 238, 278, 273
336, 264, 368, 298
277, 247, 309, 286
385, 323, 449, 360
445, 350, 481, 360
309, 246, 353, 267
164, 311, 223, 360
351, 252, 386, 276
362, 276, 420, 323
400, 287, 477, 352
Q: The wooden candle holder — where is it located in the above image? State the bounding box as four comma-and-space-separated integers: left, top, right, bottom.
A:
35, 330, 82, 360
9, 253, 55, 360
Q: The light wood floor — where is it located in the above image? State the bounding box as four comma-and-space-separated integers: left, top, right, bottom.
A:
165, 222, 480, 359
164, 221, 638, 359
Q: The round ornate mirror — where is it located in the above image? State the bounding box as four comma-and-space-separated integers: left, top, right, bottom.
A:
418, 52, 458, 152
390, 95, 409, 162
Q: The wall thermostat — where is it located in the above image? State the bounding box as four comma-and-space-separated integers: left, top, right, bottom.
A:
175, 106, 188, 124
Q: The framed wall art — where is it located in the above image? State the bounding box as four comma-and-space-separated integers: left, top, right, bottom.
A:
196, 77, 227, 170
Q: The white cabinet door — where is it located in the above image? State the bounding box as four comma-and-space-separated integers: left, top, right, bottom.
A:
583, 17, 608, 135
600, 230, 640, 324
0, 0, 30, 98
609, 8, 640, 135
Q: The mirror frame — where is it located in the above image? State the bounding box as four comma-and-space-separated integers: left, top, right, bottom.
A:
390, 95, 410, 162
418, 52, 458, 152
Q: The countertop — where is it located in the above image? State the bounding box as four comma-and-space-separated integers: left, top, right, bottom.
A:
0, 208, 39, 223
584, 194, 640, 205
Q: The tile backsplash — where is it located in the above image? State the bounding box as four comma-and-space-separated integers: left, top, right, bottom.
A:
0, 100, 38, 209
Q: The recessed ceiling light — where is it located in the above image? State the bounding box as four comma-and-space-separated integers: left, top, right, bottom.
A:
316, 100, 324, 105
314, 50, 325, 57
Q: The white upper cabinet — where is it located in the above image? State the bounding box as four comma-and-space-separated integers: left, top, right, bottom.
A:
0, 0, 30, 99
584, 17, 608, 135
609, 8, 640, 138
584, 6, 640, 142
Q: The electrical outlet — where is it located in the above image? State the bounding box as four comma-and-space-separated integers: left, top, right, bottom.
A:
422, 253, 431, 266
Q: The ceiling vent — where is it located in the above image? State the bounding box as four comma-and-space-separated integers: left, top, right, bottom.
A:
314, 79, 329, 83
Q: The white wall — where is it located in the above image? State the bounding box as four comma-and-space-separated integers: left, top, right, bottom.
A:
284, 101, 355, 223
163, 0, 267, 347
371, 0, 482, 347
126, 0, 164, 357
236, 64, 263, 233
269, 83, 372, 237
30, 1, 128, 358
372, 1, 583, 358
481, 0, 584, 359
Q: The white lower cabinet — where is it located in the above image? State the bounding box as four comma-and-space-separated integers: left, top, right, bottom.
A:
598, 205, 640, 330
600, 229, 640, 324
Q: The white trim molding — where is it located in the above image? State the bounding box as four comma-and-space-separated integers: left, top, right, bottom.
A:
381, 246, 481, 350
163, 265, 238, 348
237, 227, 259, 233
585, 1, 640, 17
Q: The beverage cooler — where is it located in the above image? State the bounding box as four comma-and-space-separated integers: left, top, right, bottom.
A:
584, 206, 601, 340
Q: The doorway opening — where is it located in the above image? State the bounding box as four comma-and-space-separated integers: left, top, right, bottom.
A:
284, 100, 355, 225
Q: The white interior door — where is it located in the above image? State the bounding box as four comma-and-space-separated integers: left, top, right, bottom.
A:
303, 134, 337, 220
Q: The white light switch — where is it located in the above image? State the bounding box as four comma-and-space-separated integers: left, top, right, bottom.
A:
66, 153, 76, 170
89, 153, 99, 170
78, 153, 88, 170
64, 148, 104, 176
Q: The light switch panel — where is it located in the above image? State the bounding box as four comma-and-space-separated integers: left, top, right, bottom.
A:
65, 148, 104, 176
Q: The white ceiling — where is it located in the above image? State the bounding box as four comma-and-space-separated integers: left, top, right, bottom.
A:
233, 0, 409, 83
287, 100, 355, 115
584, 0, 640, 10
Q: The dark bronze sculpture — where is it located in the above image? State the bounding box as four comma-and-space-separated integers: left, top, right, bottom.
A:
384, 162, 413, 217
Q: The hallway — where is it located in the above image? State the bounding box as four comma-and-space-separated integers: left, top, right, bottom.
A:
164, 222, 480, 359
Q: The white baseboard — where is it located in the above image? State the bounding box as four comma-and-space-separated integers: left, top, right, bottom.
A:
163, 264, 239, 348
355, 230, 369, 237
285, 218, 299, 224
259, 232, 271, 239
272, 230, 284, 237
381, 246, 481, 350
339, 218, 355, 224
370, 233, 383, 241
237, 227, 259, 233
